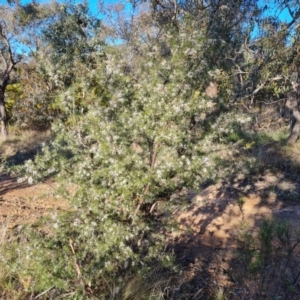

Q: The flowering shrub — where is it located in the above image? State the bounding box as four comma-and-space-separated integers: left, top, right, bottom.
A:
12, 13, 253, 296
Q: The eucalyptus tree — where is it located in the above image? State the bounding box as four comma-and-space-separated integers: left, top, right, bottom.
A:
275, 0, 300, 143
226, 0, 300, 143
0, 0, 59, 135
41, 1, 102, 74
0, 3, 24, 137
3, 1, 104, 130
35, 0, 104, 121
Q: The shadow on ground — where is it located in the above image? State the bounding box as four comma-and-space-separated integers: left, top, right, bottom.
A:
168, 140, 300, 299
0, 173, 28, 197
0, 131, 50, 166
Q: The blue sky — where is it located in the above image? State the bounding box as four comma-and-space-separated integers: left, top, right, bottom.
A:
86, 0, 99, 15
0, 0, 294, 20
0, 0, 128, 19
261, 0, 293, 23
0, 0, 295, 28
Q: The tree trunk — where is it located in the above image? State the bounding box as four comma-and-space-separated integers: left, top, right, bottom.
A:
287, 108, 300, 144
0, 88, 8, 138
287, 91, 300, 144
287, 121, 300, 144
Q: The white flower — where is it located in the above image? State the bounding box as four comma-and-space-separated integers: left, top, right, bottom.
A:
28, 177, 33, 185
184, 48, 197, 56
17, 177, 26, 184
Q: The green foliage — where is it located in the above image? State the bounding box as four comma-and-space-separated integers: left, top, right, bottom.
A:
7, 64, 59, 130
259, 219, 274, 260
42, 0, 102, 67
5, 83, 22, 121
238, 219, 275, 274
11, 9, 255, 296
7, 0, 300, 297
237, 219, 300, 298
2, 1, 105, 131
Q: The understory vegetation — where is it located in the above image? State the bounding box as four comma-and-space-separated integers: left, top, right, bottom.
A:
1, 0, 300, 299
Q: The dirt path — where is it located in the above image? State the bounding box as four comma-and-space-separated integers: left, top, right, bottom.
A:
0, 174, 69, 229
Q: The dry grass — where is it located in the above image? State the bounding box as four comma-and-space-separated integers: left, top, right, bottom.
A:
0, 129, 50, 157
0, 129, 50, 171
122, 267, 176, 300
0, 222, 8, 245
0, 222, 24, 300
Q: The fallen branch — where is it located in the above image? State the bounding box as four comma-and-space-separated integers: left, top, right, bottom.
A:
34, 286, 55, 299
69, 238, 86, 289
69, 238, 82, 277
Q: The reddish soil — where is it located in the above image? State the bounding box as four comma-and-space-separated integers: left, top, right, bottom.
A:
0, 174, 69, 229
170, 173, 300, 299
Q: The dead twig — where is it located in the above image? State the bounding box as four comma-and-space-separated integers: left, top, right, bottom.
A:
34, 286, 55, 299
69, 238, 86, 290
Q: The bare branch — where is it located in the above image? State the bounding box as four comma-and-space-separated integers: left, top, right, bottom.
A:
284, 0, 295, 20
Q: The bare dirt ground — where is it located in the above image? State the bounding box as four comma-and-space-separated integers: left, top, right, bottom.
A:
175, 177, 300, 248
170, 171, 300, 299
0, 131, 69, 229
0, 174, 69, 229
